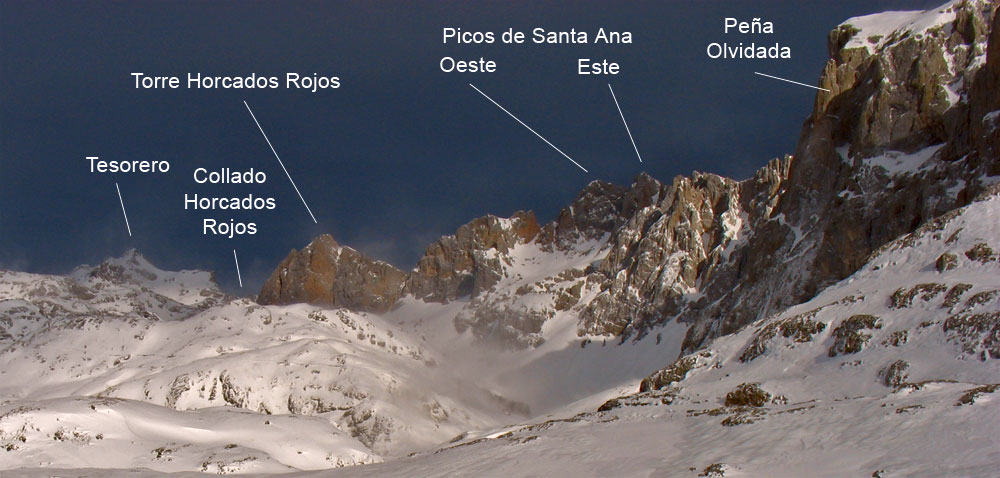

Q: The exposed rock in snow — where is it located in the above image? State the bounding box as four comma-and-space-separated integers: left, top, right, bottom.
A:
405, 211, 541, 303
258, 235, 406, 313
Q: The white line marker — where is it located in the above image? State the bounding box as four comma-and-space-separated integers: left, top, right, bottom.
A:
233, 249, 243, 288
608, 83, 643, 163
754, 72, 830, 92
243, 100, 318, 224
115, 182, 132, 237
469, 83, 588, 173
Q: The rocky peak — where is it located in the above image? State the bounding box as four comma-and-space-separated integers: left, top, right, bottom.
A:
621, 172, 665, 217
788, 0, 997, 272
537, 180, 627, 250
71, 249, 223, 308
739, 155, 792, 218
81, 249, 159, 285
404, 211, 540, 302
259, 210, 544, 314
578, 164, 786, 337
258, 234, 406, 313
815, 0, 992, 161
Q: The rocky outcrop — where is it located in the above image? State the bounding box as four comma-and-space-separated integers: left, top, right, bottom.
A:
454, 301, 552, 350
258, 235, 406, 313
579, 160, 789, 337
536, 180, 628, 250
404, 211, 540, 302
259, 212, 542, 315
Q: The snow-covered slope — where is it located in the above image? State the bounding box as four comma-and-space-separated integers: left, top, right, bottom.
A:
0, 234, 694, 474
0, 397, 377, 472
0, 253, 539, 471
5, 195, 997, 477
324, 189, 1000, 477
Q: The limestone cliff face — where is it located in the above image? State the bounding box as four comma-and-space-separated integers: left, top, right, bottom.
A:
258, 235, 406, 313
966, 5, 1000, 168
578, 160, 790, 338
403, 211, 540, 302
451, 0, 998, 351
677, 0, 999, 351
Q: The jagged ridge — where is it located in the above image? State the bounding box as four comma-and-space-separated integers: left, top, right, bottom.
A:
259, 0, 999, 357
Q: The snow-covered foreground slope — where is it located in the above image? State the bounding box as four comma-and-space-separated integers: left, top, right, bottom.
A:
6, 385, 997, 478
0, 252, 542, 470
0, 397, 377, 472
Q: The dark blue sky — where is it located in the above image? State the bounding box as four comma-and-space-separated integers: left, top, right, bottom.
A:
1, 0, 939, 293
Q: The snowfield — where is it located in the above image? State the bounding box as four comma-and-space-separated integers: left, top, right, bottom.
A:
0, 253, 535, 462
0, 397, 378, 472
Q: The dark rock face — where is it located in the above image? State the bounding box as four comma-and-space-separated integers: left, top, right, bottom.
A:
937, 252, 960, 271
258, 235, 406, 313
724, 383, 772, 408
828, 314, 883, 356
967, 6, 1000, 166
639, 355, 699, 392
881, 360, 911, 388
